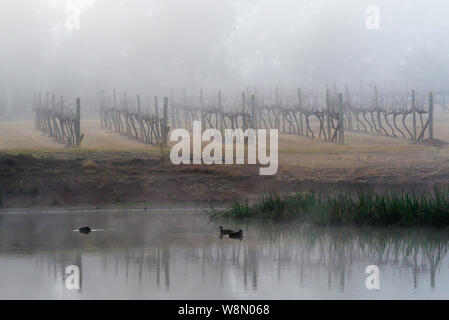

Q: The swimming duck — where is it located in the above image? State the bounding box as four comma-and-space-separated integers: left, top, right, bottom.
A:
229, 229, 244, 239
219, 226, 234, 235
78, 226, 92, 234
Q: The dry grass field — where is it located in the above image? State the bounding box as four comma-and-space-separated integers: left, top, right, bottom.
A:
1, 110, 449, 208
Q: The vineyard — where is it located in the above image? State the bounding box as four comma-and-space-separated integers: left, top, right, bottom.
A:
33, 93, 83, 147
94, 86, 441, 148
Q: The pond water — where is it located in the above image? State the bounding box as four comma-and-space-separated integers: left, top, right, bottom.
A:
0, 209, 448, 299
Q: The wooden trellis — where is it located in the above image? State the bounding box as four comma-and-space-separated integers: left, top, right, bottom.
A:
254, 90, 344, 144
343, 88, 435, 143
99, 91, 169, 146
96, 87, 438, 147
168, 89, 345, 144
99, 88, 346, 145
33, 93, 83, 147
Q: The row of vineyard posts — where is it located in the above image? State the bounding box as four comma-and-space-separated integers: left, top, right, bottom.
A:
343, 87, 434, 143
98, 86, 436, 146
31, 87, 435, 149
180, 89, 346, 143
98, 88, 346, 146
99, 90, 170, 147
33, 92, 83, 147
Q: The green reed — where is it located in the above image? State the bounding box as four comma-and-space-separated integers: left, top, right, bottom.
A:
211, 188, 449, 226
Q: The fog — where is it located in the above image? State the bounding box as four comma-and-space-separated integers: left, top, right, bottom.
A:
1, 0, 449, 113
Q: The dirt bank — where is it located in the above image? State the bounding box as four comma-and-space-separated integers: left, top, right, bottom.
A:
1, 149, 449, 209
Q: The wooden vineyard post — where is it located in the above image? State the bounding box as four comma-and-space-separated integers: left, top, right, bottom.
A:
375, 86, 381, 134
33, 93, 37, 129
170, 89, 175, 128
37, 93, 41, 129
345, 84, 353, 130
75, 98, 81, 147
51, 94, 58, 139
254, 89, 260, 128
200, 89, 205, 129
123, 92, 130, 135
200, 88, 204, 108
182, 89, 186, 129
113, 89, 117, 108
242, 92, 246, 113
60, 96, 65, 136
154, 96, 159, 117
218, 90, 224, 132
45, 92, 53, 136
99, 90, 103, 128
338, 93, 344, 144
412, 90, 417, 143
181, 88, 186, 129
251, 94, 256, 129
52, 94, 57, 137
274, 86, 279, 129
201, 111, 206, 131
254, 87, 258, 128
137, 94, 144, 141
326, 89, 331, 141
275, 86, 280, 107
113, 89, 118, 131
153, 96, 159, 138
298, 88, 303, 135
429, 92, 434, 140
162, 97, 169, 147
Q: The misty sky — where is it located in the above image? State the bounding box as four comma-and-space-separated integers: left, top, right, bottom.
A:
1, 0, 449, 108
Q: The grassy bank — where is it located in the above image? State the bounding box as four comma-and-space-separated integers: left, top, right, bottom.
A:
211, 189, 449, 226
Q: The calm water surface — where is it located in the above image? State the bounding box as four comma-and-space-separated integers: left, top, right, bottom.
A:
0, 209, 448, 299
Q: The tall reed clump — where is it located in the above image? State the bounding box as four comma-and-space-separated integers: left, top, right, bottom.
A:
212, 188, 449, 227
